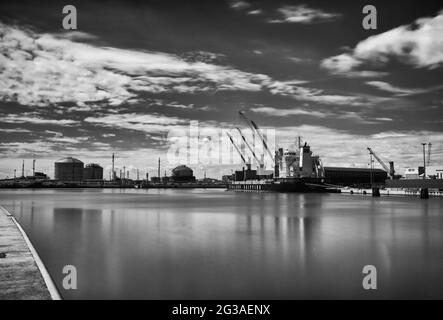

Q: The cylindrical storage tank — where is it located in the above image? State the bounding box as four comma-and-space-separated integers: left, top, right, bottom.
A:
171, 165, 195, 182
54, 157, 84, 181
83, 163, 103, 180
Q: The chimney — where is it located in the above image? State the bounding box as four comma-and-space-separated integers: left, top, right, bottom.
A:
112, 153, 115, 181
158, 158, 161, 178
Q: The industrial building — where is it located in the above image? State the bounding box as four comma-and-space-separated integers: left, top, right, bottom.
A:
83, 163, 103, 180
324, 167, 387, 187
426, 166, 443, 179
54, 157, 84, 182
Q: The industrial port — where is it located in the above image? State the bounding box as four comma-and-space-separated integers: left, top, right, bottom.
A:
1, 111, 442, 197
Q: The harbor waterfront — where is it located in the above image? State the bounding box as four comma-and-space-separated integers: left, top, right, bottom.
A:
1, 188, 443, 299
0, 206, 59, 300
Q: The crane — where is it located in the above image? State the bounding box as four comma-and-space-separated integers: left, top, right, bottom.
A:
226, 131, 247, 165
238, 111, 275, 164
235, 127, 262, 165
427, 143, 432, 167
367, 147, 393, 179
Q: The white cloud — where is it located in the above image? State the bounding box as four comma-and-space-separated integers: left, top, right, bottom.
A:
269, 5, 340, 24
0, 22, 386, 109
102, 133, 116, 138
0, 128, 32, 133
229, 1, 251, 10
320, 53, 388, 78
366, 81, 428, 96
266, 81, 382, 106
374, 117, 393, 122
250, 106, 327, 118
2, 114, 80, 125
322, 11, 443, 76
0, 22, 272, 107
84, 113, 187, 134
247, 9, 263, 16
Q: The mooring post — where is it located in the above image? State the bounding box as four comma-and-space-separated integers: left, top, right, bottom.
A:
420, 188, 429, 199
372, 187, 380, 197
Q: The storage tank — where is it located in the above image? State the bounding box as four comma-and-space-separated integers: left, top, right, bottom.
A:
54, 157, 84, 181
171, 165, 196, 182
83, 163, 103, 180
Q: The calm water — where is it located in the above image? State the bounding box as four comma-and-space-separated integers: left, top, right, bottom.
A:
1, 188, 443, 299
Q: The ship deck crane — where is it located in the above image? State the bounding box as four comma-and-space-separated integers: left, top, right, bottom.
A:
226, 131, 247, 165
238, 111, 275, 164
236, 127, 262, 166
367, 147, 393, 179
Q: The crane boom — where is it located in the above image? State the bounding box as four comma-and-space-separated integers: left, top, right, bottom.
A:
226, 131, 247, 165
238, 111, 275, 163
236, 127, 261, 164
367, 147, 393, 179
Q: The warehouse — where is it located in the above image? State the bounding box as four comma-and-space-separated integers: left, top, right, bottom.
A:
324, 167, 387, 187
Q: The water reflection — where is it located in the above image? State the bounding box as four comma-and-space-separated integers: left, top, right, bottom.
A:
0, 189, 442, 299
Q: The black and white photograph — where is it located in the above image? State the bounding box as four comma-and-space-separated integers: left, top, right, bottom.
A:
1, 0, 443, 307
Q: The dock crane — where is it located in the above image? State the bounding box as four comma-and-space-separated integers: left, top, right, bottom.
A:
238, 111, 275, 164
367, 147, 394, 179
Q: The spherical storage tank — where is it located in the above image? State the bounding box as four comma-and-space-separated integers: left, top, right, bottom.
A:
54, 157, 84, 181
171, 165, 195, 182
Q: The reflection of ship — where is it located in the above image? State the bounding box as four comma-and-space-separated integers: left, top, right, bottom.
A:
226, 111, 328, 193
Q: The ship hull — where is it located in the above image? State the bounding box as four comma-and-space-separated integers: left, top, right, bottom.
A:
227, 178, 327, 193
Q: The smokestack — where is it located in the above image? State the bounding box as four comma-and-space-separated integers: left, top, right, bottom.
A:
158, 158, 161, 178
22, 160, 25, 178
123, 166, 126, 180
32, 159, 36, 176
112, 153, 115, 181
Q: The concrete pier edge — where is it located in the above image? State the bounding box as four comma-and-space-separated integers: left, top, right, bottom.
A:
0, 205, 62, 300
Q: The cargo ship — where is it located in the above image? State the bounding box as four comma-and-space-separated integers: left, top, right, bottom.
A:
227, 139, 329, 192
224, 111, 333, 193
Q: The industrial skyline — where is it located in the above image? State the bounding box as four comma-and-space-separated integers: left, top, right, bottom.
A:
1, 0, 443, 179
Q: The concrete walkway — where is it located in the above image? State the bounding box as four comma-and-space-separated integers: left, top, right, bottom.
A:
0, 206, 59, 300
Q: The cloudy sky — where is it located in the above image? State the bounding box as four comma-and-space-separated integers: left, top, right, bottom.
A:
1, 0, 443, 179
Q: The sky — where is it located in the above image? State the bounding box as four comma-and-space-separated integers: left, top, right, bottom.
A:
0, 0, 443, 179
